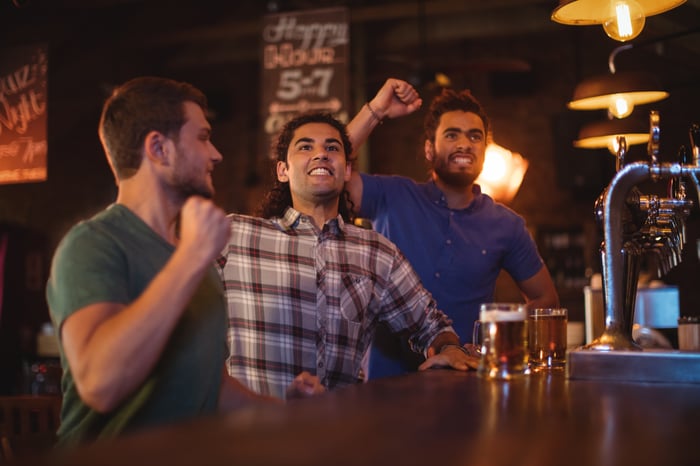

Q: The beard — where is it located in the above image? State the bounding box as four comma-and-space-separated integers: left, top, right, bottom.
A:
174, 179, 214, 200
170, 145, 215, 200
432, 156, 481, 188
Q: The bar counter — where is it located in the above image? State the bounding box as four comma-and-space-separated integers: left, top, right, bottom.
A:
25, 369, 700, 466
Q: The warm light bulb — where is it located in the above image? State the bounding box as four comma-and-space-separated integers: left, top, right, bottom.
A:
607, 136, 622, 155
476, 142, 528, 203
434, 72, 452, 88
482, 145, 508, 182
603, 0, 645, 42
608, 94, 634, 119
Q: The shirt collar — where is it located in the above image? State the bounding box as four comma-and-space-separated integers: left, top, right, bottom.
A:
279, 206, 302, 230
425, 179, 484, 210
279, 206, 346, 237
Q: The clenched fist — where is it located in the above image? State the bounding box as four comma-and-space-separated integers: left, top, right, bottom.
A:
178, 196, 230, 266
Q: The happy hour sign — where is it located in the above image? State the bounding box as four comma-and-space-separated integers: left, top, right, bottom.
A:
260, 7, 349, 159
0, 43, 48, 185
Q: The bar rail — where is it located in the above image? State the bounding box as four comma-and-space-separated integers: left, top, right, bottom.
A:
19, 370, 700, 466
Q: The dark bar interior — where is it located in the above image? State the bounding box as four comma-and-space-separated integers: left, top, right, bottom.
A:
1, 0, 700, 464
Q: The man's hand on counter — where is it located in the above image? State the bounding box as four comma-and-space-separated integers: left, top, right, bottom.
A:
286, 371, 326, 400
419, 343, 480, 372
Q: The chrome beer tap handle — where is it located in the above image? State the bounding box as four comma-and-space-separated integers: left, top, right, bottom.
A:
616, 135, 628, 172
690, 123, 700, 166
648, 111, 660, 166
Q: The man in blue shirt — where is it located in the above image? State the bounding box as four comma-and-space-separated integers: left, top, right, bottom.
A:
345, 80, 559, 377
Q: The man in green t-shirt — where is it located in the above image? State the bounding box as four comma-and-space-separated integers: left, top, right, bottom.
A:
46, 77, 322, 446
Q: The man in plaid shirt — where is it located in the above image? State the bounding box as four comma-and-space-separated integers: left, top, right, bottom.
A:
218, 112, 477, 400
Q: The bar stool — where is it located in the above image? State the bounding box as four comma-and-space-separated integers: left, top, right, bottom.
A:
0, 395, 61, 463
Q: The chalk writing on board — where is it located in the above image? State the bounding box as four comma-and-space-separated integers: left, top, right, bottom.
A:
260, 8, 349, 159
0, 48, 47, 136
0, 44, 48, 184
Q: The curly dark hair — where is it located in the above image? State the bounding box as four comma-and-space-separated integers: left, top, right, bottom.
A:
257, 112, 356, 222
423, 88, 489, 143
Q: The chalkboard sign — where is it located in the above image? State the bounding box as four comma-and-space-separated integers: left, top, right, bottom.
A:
260, 7, 349, 159
0, 44, 48, 185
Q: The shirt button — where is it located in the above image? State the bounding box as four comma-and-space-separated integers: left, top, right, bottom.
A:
446, 239, 452, 245
318, 362, 324, 368
482, 249, 487, 255
435, 272, 441, 278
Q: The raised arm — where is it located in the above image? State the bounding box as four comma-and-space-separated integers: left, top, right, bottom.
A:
346, 78, 422, 155
345, 78, 422, 213
59, 196, 231, 413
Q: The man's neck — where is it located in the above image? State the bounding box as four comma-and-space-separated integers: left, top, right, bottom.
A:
433, 176, 475, 210
116, 179, 181, 244
292, 200, 340, 230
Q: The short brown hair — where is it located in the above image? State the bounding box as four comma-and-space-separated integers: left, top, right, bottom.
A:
98, 76, 208, 180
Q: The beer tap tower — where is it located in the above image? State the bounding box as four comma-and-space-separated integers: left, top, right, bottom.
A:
567, 112, 700, 382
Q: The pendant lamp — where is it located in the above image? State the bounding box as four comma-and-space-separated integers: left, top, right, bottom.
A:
551, 0, 686, 42
568, 70, 668, 119
476, 142, 529, 204
573, 116, 649, 154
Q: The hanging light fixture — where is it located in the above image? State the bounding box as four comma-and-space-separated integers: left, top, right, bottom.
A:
573, 116, 649, 154
568, 70, 669, 119
551, 0, 686, 42
565, 33, 686, 119
476, 142, 529, 204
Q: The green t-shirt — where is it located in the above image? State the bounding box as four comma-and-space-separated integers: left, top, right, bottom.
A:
46, 204, 226, 446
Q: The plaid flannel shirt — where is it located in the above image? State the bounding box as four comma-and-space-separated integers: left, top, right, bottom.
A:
218, 207, 456, 399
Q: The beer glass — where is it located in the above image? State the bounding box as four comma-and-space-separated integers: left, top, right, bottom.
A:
529, 308, 568, 371
473, 303, 529, 380
678, 316, 700, 351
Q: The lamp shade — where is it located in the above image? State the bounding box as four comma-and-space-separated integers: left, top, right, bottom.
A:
552, 0, 686, 41
568, 71, 668, 118
551, 0, 686, 25
573, 117, 649, 152
476, 143, 529, 204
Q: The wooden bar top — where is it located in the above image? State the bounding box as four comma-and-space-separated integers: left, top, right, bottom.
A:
24, 369, 700, 466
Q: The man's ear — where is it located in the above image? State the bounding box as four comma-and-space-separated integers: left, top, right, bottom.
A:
276, 161, 289, 182
145, 131, 169, 165
424, 139, 434, 162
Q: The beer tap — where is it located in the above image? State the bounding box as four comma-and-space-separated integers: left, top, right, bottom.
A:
691, 124, 700, 165
647, 111, 660, 167
668, 146, 689, 200
689, 123, 700, 194
587, 111, 697, 351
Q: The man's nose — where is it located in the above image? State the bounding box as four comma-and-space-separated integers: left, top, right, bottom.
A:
456, 133, 472, 149
211, 145, 224, 164
313, 151, 329, 161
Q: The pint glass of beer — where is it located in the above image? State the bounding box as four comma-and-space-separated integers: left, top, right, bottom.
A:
529, 308, 568, 371
474, 303, 529, 380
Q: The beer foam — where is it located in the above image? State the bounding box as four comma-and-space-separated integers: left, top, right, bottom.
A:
479, 310, 526, 322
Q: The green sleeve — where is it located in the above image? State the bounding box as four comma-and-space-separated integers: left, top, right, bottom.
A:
46, 221, 130, 331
